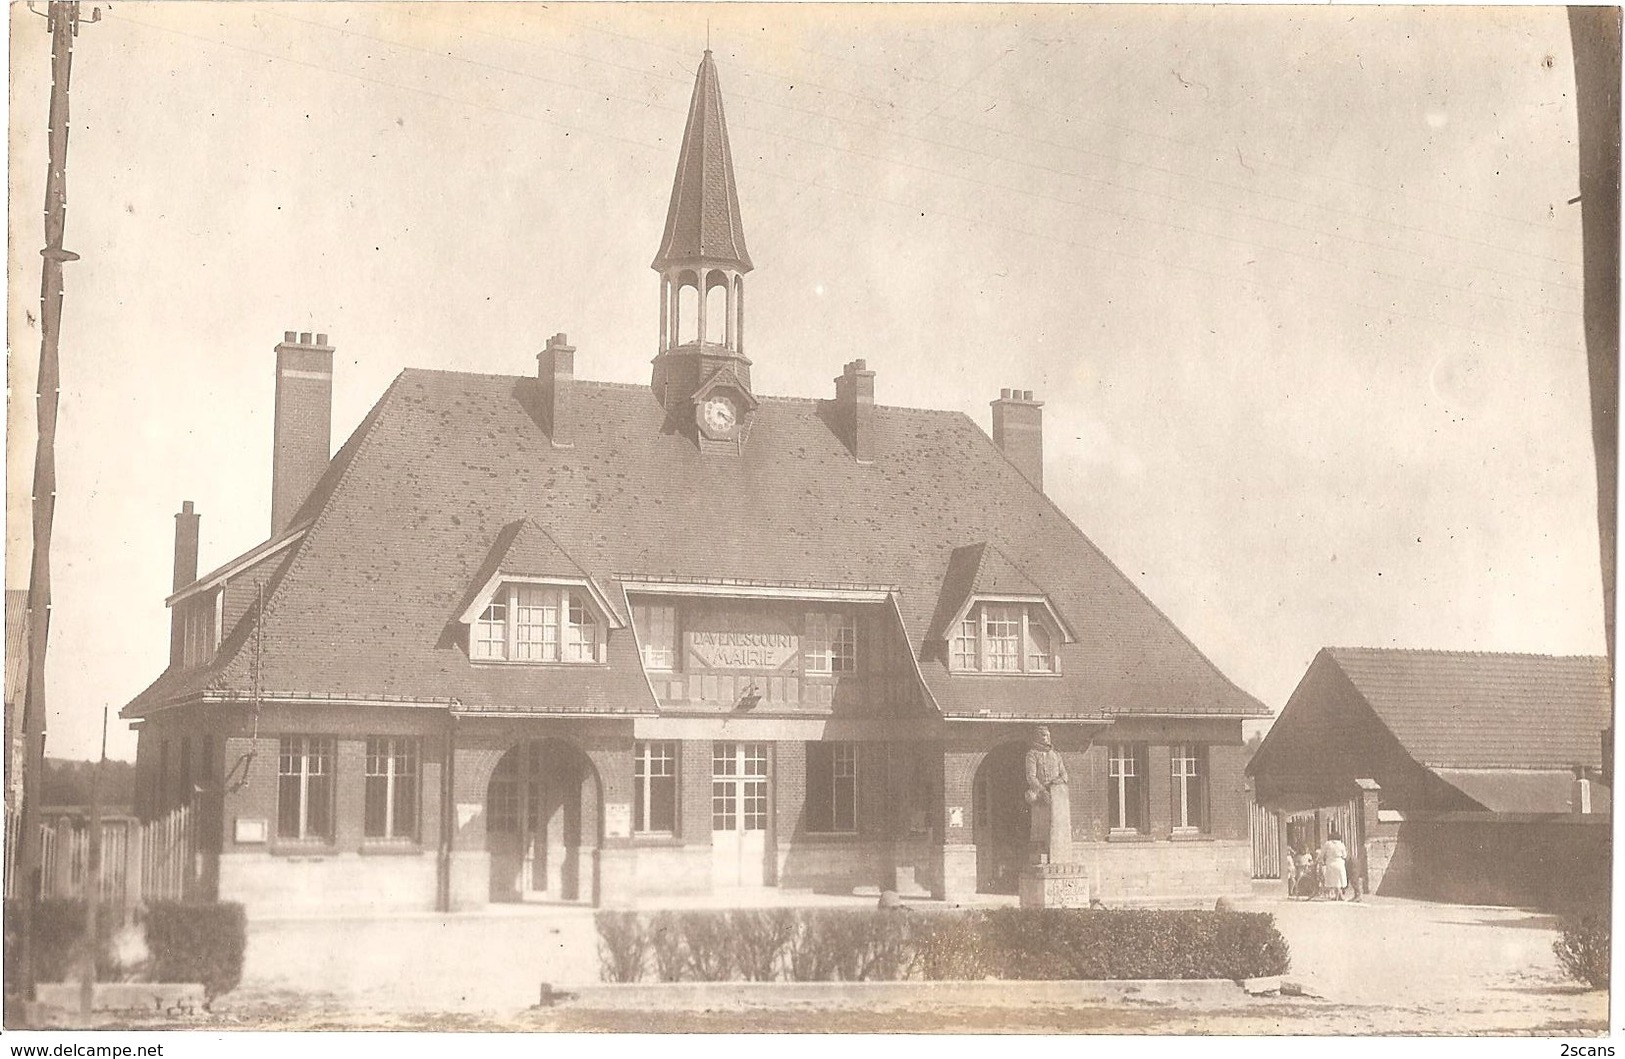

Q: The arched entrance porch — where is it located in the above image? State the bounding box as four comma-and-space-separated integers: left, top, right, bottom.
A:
485, 738, 601, 903
972, 741, 1031, 894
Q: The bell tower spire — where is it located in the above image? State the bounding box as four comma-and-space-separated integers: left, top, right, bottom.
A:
651, 50, 755, 423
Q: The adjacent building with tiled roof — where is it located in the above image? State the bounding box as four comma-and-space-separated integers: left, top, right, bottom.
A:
1248, 647, 1611, 907
1250, 647, 1610, 814
122, 52, 1266, 915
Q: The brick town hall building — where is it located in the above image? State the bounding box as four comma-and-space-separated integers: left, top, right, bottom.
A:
122, 52, 1267, 915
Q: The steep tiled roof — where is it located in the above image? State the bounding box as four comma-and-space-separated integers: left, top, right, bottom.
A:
124, 370, 1264, 719
1432, 768, 1612, 814
652, 51, 752, 272
926, 542, 1053, 643
1326, 648, 1612, 770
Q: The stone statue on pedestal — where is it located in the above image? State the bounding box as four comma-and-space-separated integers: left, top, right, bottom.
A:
1024, 725, 1072, 864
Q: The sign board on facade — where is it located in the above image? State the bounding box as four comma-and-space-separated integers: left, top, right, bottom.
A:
948, 806, 965, 829
604, 802, 632, 839
234, 817, 268, 844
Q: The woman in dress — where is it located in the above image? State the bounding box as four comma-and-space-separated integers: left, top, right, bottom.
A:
1320, 830, 1350, 900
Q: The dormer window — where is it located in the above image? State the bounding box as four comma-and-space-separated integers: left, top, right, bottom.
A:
804, 611, 856, 674
950, 601, 1058, 674
179, 589, 222, 668
471, 583, 606, 663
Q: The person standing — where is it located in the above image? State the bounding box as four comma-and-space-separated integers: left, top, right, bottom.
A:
1320, 830, 1350, 900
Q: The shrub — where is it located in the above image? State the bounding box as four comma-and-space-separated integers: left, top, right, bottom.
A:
143, 901, 247, 1002
4, 899, 120, 987
1554, 912, 1610, 990
648, 911, 686, 982
916, 910, 993, 981
595, 906, 1291, 983
727, 909, 795, 981
677, 912, 734, 981
595, 911, 647, 983
786, 910, 842, 982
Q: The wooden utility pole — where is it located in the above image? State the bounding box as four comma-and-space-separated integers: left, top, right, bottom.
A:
18, 0, 95, 1005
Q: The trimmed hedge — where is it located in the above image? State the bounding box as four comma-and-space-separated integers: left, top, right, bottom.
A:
144, 901, 248, 1001
1554, 911, 1609, 990
3, 899, 119, 986
594, 906, 1290, 983
3, 900, 247, 1001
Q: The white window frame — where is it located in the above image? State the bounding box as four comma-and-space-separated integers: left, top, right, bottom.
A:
636, 603, 678, 672
470, 583, 606, 664
633, 740, 678, 835
277, 736, 334, 842
1107, 743, 1146, 834
950, 602, 1058, 674
180, 590, 222, 667
1171, 744, 1206, 834
804, 611, 857, 675
364, 737, 419, 842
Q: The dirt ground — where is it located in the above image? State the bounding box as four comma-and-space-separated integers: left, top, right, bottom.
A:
35, 894, 1611, 1034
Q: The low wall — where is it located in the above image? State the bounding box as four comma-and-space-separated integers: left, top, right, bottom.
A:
1372, 816, 1609, 909
219, 850, 438, 917
1086, 839, 1252, 904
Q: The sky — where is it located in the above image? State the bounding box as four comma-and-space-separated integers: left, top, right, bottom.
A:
6, 3, 1606, 763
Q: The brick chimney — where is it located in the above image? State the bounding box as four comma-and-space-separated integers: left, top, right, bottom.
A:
170, 500, 200, 666
537, 333, 576, 448
991, 388, 1044, 490
271, 331, 334, 535
833, 359, 876, 462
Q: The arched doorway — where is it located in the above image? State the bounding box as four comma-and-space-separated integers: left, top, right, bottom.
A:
972, 742, 1031, 894
486, 739, 600, 903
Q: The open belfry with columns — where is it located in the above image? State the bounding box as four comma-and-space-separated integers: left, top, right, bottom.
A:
122, 52, 1267, 916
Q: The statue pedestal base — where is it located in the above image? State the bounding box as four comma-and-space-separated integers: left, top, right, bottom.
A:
1018, 862, 1090, 909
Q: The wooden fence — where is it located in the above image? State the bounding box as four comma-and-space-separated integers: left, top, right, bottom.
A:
5, 804, 196, 908
1249, 799, 1283, 879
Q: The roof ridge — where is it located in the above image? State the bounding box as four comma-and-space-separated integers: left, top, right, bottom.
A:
393, 366, 977, 417
1327, 645, 1608, 662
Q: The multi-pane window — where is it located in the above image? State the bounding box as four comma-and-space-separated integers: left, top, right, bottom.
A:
712, 742, 768, 831
634, 741, 677, 834
365, 738, 419, 841
1170, 744, 1208, 833
953, 620, 979, 670
1107, 743, 1148, 834
564, 596, 599, 662
635, 603, 678, 671
513, 586, 558, 661
474, 598, 507, 660
1025, 621, 1054, 672
180, 592, 220, 668
471, 583, 605, 663
984, 605, 1021, 671
277, 736, 334, 842
806, 742, 859, 833
804, 612, 857, 674
950, 602, 1058, 673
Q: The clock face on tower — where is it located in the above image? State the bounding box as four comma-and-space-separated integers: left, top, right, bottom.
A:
699, 394, 738, 439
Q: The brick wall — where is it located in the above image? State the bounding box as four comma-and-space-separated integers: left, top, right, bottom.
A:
1086, 839, 1252, 904
1374, 817, 1610, 909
